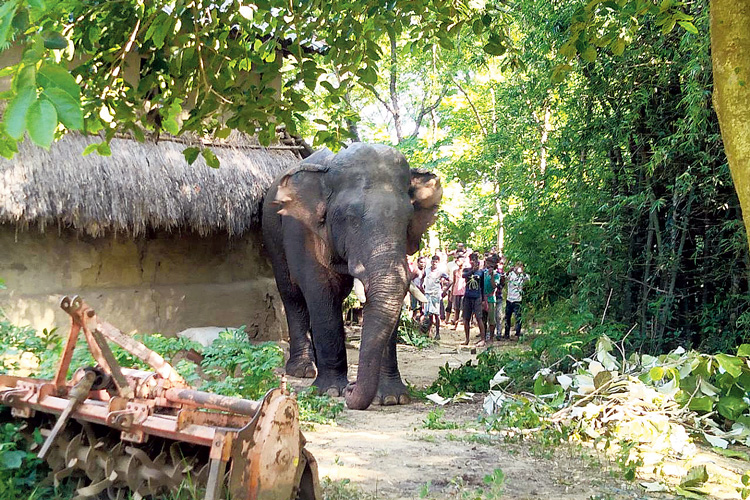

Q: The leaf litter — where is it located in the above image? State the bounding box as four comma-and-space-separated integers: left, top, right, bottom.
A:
482, 336, 750, 499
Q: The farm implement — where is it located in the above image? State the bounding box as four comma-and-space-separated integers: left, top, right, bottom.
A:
0, 295, 320, 500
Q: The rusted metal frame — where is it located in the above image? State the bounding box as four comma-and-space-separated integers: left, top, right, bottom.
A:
165, 388, 261, 417
176, 408, 251, 431
6, 393, 218, 447
53, 317, 81, 390
205, 431, 232, 500
87, 328, 134, 399
95, 320, 186, 386
37, 370, 97, 459
76, 307, 111, 379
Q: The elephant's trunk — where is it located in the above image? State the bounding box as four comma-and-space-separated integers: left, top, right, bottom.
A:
345, 257, 408, 410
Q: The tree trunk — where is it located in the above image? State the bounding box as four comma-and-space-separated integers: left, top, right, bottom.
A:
711, 0, 750, 249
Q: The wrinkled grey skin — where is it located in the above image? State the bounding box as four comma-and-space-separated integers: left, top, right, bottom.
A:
262, 143, 442, 410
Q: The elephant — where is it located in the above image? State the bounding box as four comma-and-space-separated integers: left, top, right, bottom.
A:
261, 143, 442, 410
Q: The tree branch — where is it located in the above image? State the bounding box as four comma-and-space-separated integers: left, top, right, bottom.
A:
454, 79, 487, 137
409, 85, 450, 139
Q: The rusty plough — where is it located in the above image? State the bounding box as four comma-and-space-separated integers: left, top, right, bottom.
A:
0, 296, 320, 500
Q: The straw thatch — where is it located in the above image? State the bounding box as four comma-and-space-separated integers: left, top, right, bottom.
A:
0, 133, 301, 237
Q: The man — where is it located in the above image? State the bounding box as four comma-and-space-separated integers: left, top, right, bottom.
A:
483, 254, 502, 340
449, 252, 466, 328
409, 256, 426, 321
462, 253, 487, 346
422, 255, 450, 340
504, 261, 530, 339
494, 255, 507, 340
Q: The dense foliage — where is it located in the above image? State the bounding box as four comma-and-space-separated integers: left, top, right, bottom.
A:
0, 0, 513, 157
347, 0, 747, 353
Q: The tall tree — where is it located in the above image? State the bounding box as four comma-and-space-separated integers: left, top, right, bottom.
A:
711, 0, 750, 245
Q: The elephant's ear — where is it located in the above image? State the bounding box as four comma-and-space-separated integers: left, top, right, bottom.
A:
273, 163, 330, 237
407, 169, 443, 255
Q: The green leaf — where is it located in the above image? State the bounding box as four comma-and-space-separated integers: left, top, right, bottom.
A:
581, 45, 597, 63
152, 18, 172, 49
0, 450, 26, 469
4, 86, 35, 139
202, 148, 220, 168
738, 344, 750, 357
483, 42, 506, 56
687, 396, 713, 413
42, 30, 68, 50
649, 366, 664, 381
674, 486, 707, 499
97, 142, 111, 156
611, 38, 626, 56
42, 87, 83, 130
357, 66, 378, 85
677, 21, 698, 34
37, 63, 80, 100
183, 147, 200, 165
712, 447, 749, 461
715, 354, 743, 378
15, 64, 36, 93
472, 19, 483, 35
27, 0, 45, 8
82, 143, 99, 156
717, 395, 748, 421
26, 98, 57, 148
680, 465, 708, 488
0, 0, 18, 46
163, 117, 179, 135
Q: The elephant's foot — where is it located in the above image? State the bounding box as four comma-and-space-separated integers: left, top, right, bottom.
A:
312, 372, 350, 397
373, 377, 411, 406
286, 355, 317, 378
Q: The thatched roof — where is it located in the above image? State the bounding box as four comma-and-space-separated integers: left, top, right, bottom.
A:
0, 133, 300, 237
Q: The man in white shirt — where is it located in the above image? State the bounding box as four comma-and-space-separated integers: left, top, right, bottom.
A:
503, 261, 530, 339
423, 255, 450, 340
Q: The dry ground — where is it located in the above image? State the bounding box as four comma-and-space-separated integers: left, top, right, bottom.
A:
285, 324, 668, 500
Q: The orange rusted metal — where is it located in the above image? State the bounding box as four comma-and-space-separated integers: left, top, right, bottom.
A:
0, 296, 321, 500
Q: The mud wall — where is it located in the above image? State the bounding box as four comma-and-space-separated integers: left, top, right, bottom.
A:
0, 227, 286, 339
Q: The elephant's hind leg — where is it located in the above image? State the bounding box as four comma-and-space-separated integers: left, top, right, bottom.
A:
283, 293, 317, 379
272, 257, 317, 378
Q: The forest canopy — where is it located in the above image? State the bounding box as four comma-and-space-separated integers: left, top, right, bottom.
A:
1, 0, 748, 351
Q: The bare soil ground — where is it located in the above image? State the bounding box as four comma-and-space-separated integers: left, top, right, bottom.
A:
285, 324, 667, 500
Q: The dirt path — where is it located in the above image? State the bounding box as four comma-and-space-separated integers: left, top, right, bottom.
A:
286, 325, 659, 500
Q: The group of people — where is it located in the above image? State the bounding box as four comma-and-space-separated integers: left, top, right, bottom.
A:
408, 245, 530, 347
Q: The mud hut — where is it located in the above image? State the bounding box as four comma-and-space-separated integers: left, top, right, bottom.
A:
0, 132, 299, 339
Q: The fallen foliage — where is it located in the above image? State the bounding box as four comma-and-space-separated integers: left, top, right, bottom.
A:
482, 336, 750, 498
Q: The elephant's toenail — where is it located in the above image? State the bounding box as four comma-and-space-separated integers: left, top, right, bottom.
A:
383, 395, 398, 406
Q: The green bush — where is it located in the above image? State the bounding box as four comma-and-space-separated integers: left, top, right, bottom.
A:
0, 416, 73, 499
425, 347, 542, 398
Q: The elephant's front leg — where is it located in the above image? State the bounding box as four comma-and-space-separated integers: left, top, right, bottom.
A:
374, 324, 411, 405
305, 280, 351, 396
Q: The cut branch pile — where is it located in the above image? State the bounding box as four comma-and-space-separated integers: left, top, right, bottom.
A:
483, 337, 750, 498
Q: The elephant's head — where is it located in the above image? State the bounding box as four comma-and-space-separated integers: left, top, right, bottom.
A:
273, 143, 442, 409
